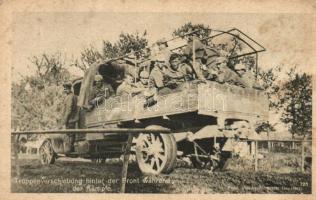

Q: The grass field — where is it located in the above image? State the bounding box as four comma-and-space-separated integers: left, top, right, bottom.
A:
11, 157, 311, 194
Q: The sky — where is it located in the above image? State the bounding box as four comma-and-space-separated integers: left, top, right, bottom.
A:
12, 12, 313, 81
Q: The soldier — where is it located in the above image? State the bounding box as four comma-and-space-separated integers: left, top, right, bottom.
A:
156, 38, 168, 50
204, 57, 248, 87
135, 70, 150, 89
135, 70, 157, 107
89, 74, 114, 108
156, 38, 172, 67
169, 53, 194, 82
60, 81, 79, 152
149, 55, 178, 94
116, 73, 143, 96
61, 81, 79, 129
182, 32, 208, 80
149, 55, 166, 88
234, 63, 262, 89
139, 47, 153, 72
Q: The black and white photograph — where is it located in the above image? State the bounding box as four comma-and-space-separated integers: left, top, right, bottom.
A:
3, 0, 314, 196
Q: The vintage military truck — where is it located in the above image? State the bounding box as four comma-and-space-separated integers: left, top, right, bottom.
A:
31, 28, 269, 174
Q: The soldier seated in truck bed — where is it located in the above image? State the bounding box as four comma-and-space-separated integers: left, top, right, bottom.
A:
234, 62, 262, 89
149, 54, 182, 95
135, 70, 157, 107
88, 74, 114, 109
168, 53, 195, 82
201, 56, 249, 87
116, 73, 144, 97
112, 33, 261, 100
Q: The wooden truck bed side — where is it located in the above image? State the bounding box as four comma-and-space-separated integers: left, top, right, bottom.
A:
85, 82, 269, 127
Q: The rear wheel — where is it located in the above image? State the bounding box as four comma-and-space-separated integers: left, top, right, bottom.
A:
136, 132, 177, 175
39, 140, 55, 165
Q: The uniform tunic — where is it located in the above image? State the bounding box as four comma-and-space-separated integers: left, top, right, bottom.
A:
61, 92, 79, 128
167, 63, 194, 82
183, 39, 219, 79
239, 70, 261, 89
183, 39, 207, 60
89, 83, 114, 101
116, 81, 143, 96
217, 66, 247, 86
149, 66, 167, 89
204, 63, 247, 87
177, 63, 194, 81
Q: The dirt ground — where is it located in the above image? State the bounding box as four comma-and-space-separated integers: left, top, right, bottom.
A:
11, 157, 311, 194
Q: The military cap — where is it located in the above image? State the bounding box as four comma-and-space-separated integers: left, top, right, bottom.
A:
169, 53, 179, 62
156, 38, 168, 45
94, 74, 103, 81
63, 81, 72, 88
234, 63, 247, 71
140, 70, 149, 78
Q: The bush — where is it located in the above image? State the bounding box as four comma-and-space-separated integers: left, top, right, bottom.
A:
12, 82, 65, 131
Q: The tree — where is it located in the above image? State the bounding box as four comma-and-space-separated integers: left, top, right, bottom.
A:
255, 121, 276, 151
258, 66, 312, 138
257, 66, 282, 109
74, 31, 148, 72
172, 22, 211, 39
102, 31, 148, 59
73, 45, 103, 72
28, 52, 69, 86
255, 121, 276, 134
11, 53, 70, 131
280, 69, 312, 138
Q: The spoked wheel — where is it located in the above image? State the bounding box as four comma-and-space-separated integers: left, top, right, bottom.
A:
136, 133, 177, 175
39, 140, 55, 165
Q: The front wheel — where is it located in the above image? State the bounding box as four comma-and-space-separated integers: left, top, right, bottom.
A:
39, 140, 55, 165
136, 132, 177, 175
